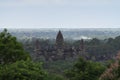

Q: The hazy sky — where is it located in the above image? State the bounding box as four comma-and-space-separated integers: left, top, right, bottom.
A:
0, 0, 120, 28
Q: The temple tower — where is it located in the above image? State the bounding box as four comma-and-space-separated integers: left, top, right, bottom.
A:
56, 30, 64, 49
80, 39, 84, 51
33, 39, 41, 61
79, 39, 87, 58
35, 39, 40, 49
34, 39, 41, 54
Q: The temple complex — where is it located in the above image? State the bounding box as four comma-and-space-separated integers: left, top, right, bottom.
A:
34, 30, 87, 61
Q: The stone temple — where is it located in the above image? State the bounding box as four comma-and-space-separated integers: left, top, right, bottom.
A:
34, 30, 87, 61
56, 30, 64, 49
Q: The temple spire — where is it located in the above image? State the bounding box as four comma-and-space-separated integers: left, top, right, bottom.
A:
56, 30, 64, 48
80, 39, 84, 51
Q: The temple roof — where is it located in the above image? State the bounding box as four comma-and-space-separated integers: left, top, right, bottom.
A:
56, 30, 64, 48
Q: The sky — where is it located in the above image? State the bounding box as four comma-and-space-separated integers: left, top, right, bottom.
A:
0, 0, 120, 28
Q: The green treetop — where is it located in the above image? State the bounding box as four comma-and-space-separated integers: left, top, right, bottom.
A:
0, 29, 31, 64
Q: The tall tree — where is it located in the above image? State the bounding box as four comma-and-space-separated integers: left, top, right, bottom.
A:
0, 29, 31, 64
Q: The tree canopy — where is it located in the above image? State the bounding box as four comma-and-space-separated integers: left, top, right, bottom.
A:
0, 29, 31, 64
65, 57, 106, 80
99, 52, 120, 80
0, 60, 46, 80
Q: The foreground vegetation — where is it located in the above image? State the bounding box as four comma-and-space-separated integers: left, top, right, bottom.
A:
1, 29, 120, 80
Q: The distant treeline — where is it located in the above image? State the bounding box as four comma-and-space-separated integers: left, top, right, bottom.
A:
3, 28, 120, 40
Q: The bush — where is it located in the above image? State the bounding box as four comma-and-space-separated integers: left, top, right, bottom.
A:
0, 60, 46, 80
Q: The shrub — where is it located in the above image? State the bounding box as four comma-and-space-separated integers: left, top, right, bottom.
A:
0, 60, 46, 80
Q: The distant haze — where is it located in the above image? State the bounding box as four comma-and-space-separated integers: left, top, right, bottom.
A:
0, 28, 120, 40
0, 0, 120, 28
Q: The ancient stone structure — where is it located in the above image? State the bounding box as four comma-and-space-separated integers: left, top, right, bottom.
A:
79, 39, 86, 57
80, 39, 84, 51
34, 39, 41, 60
35, 39, 41, 50
34, 30, 87, 61
56, 30, 64, 49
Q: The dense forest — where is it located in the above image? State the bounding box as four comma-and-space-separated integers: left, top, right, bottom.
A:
1, 29, 120, 80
